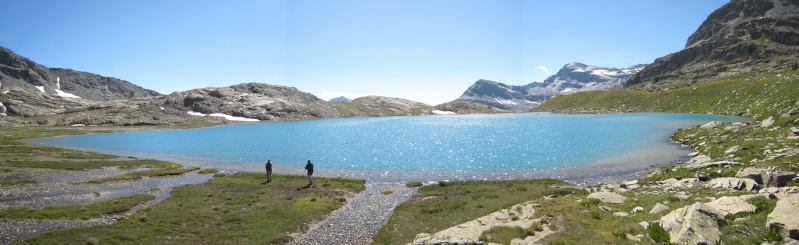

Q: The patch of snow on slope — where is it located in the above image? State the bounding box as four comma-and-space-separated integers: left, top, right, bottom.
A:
55, 89, 82, 99
560, 88, 576, 93
591, 69, 618, 77
35, 86, 45, 93
431, 110, 456, 115
186, 111, 259, 122
494, 98, 517, 105
209, 113, 259, 122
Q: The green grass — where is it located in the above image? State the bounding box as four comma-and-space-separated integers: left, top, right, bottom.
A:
406, 181, 423, 187
20, 173, 365, 244
479, 225, 536, 245
0, 194, 154, 220
373, 179, 575, 245
533, 71, 799, 121
197, 168, 219, 174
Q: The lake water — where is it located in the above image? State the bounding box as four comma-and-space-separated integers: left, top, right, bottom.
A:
34, 113, 747, 183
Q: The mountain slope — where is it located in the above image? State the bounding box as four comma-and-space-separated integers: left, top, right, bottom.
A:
0, 46, 161, 101
457, 62, 645, 112
626, 0, 799, 91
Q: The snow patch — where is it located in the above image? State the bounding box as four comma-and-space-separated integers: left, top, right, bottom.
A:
431, 110, 456, 115
56, 77, 61, 90
591, 69, 618, 77
159, 107, 165, 110
524, 100, 540, 104
493, 98, 518, 105
55, 89, 82, 99
0, 102, 6, 114
560, 88, 576, 93
209, 113, 259, 122
35, 86, 45, 93
187, 111, 259, 122
2, 91, 8, 95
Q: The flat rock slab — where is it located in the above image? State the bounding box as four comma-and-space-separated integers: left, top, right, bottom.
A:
768, 195, 799, 240
587, 192, 627, 204
704, 196, 756, 216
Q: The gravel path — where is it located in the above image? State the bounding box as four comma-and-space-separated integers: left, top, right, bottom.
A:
0, 167, 212, 244
289, 181, 417, 245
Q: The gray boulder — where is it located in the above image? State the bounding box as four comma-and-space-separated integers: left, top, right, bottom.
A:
791, 127, 799, 135
587, 192, 627, 204
761, 116, 775, 127
704, 196, 756, 217
660, 202, 725, 245
762, 168, 796, 188
650, 203, 670, 215
735, 167, 765, 184
685, 160, 742, 169
706, 177, 759, 191
700, 121, 722, 129
767, 195, 799, 240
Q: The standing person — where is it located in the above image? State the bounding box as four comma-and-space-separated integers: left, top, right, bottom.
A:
304, 160, 314, 187
263, 159, 273, 184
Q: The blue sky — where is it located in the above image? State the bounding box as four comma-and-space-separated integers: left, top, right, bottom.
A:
1, 0, 728, 105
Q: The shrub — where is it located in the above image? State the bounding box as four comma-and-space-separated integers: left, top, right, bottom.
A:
438, 181, 450, 187
761, 229, 782, 242
647, 222, 670, 244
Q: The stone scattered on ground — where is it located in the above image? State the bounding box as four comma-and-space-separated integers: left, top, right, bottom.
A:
650, 203, 670, 215
660, 202, 725, 245
761, 116, 775, 127
289, 182, 416, 245
586, 192, 627, 204
767, 195, 799, 240
704, 196, 756, 217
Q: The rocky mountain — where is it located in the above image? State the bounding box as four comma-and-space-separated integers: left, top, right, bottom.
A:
0, 46, 161, 102
626, 0, 799, 91
457, 62, 645, 112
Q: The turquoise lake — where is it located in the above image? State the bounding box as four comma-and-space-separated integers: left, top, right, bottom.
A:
35, 113, 747, 183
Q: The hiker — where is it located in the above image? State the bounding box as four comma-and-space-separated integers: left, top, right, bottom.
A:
304, 160, 313, 187
264, 159, 272, 183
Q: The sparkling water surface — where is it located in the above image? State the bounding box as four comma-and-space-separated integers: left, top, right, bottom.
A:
34, 113, 747, 182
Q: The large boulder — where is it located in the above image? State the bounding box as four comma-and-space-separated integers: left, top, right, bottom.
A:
587, 192, 627, 204
762, 167, 797, 188
767, 195, 799, 240
704, 196, 756, 217
735, 167, 766, 184
706, 177, 759, 191
660, 202, 725, 245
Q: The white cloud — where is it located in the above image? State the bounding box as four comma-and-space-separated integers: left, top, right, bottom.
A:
320, 91, 382, 101
535, 66, 550, 73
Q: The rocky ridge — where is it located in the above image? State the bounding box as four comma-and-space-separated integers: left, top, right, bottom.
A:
0, 46, 160, 102
626, 0, 799, 91
457, 62, 645, 112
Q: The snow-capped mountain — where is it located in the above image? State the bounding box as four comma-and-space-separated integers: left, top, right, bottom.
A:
457, 62, 646, 112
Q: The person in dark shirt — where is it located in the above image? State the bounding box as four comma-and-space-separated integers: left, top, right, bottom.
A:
304, 160, 314, 187
264, 159, 272, 184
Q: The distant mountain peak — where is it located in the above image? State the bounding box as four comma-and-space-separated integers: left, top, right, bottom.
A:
328, 96, 350, 102
458, 62, 647, 112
